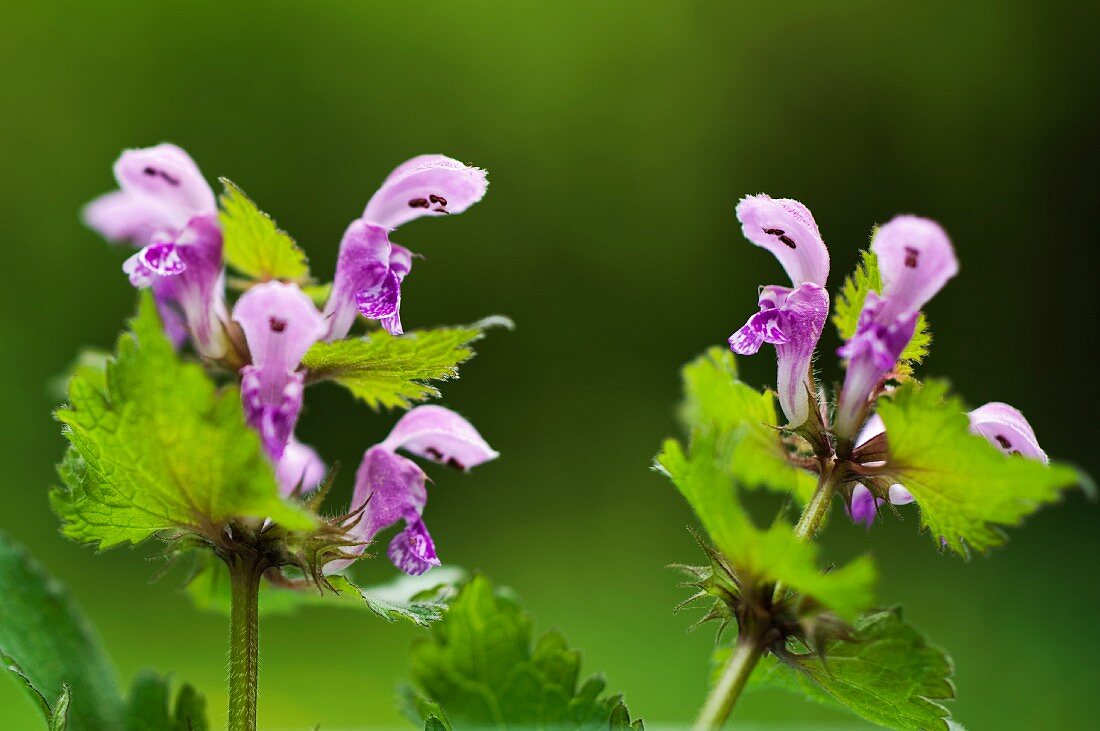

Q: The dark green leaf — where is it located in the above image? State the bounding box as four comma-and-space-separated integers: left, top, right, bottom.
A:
303, 317, 511, 410
406, 575, 643, 729
125, 672, 208, 731
747, 608, 955, 730
51, 293, 314, 549
0, 531, 125, 730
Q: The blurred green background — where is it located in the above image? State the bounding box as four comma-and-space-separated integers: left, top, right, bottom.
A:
2, 1, 1098, 729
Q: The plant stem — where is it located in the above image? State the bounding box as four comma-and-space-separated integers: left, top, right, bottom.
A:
793, 463, 840, 542
694, 467, 843, 728
227, 551, 265, 731
693, 634, 764, 731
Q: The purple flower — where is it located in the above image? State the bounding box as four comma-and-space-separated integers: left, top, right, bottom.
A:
728, 195, 830, 427
121, 216, 229, 358
275, 437, 327, 498
83, 143, 217, 245
969, 402, 1048, 463
233, 282, 327, 460
323, 155, 487, 340
84, 144, 228, 356
834, 216, 958, 438
336, 406, 498, 576
362, 154, 489, 230
847, 414, 914, 528
322, 220, 412, 339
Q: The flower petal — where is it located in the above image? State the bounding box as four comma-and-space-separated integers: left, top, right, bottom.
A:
363, 155, 488, 230
773, 283, 829, 427
350, 446, 429, 539
275, 437, 327, 497
735, 195, 829, 286
355, 268, 402, 321
888, 484, 915, 505
381, 405, 499, 471
113, 143, 216, 220
387, 519, 441, 575
83, 190, 178, 245
235, 281, 327, 374
871, 215, 958, 319
322, 219, 392, 340
729, 308, 787, 355
968, 402, 1048, 463
848, 484, 879, 528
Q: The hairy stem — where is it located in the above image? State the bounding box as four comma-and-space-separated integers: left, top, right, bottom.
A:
693, 634, 764, 730
695, 466, 842, 728
227, 551, 265, 731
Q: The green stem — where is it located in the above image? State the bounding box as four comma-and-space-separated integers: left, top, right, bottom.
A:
772, 465, 842, 603
693, 634, 764, 731
694, 466, 843, 728
227, 551, 265, 731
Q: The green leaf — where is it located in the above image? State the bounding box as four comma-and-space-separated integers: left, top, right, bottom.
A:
657, 349, 874, 619
218, 178, 310, 282
747, 608, 955, 731
680, 348, 816, 503
832, 250, 931, 378
0, 531, 126, 730
48, 685, 70, 731
405, 575, 643, 729
875, 380, 1080, 555
303, 317, 511, 410
52, 292, 314, 549
125, 672, 208, 731
185, 552, 458, 626
656, 433, 874, 620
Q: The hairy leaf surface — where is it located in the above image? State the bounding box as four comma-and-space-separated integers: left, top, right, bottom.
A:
876, 380, 1079, 555
405, 575, 643, 729
748, 608, 955, 730
52, 293, 313, 549
218, 178, 310, 281
303, 317, 510, 410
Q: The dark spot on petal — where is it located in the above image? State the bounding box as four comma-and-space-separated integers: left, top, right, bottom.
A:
778, 234, 797, 249
425, 447, 444, 460
159, 170, 180, 186
763, 228, 785, 236
269, 317, 287, 333
995, 434, 1012, 449
904, 246, 920, 268
143, 166, 157, 176
446, 457, 465, 470
429, 194, 448, 206
432, 208, 450, 214
408, 198, 430, 208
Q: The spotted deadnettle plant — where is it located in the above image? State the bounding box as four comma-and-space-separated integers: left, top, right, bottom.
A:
658, 193, 1083, 731
60, 144, 501, 731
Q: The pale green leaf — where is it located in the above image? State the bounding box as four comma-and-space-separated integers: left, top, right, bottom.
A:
681, 348, 816, 503
0, 531, 125, 730
405, 575, 644, 729
218, 178, 309, 282
876, 380, 1080, 555
747, 608, 955, 730
656, 432, 874, 620
52, 293, 314, 549
303, 317, 511, 410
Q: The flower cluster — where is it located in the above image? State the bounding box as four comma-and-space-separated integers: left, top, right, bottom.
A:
727, 194, 1049, 528
84, 144, 497, 574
